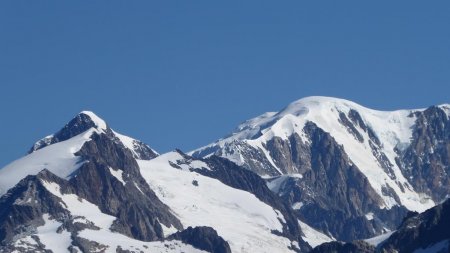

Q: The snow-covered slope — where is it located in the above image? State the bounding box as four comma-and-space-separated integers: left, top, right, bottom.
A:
192, 96, 445, 212
192, 96, 450, 241
0, 129, 94, 195
0, 111, 219, 253
9, 175, 204, 253
35, 180, 204, 253
0, 111, 158, 196
298, 220, 334, 248
138, 151, 301, 253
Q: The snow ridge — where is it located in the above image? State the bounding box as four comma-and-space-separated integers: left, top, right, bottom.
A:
191, 96, 436, 212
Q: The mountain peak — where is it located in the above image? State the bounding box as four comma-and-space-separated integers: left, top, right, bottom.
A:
29, 111, 109, 153
27, 110, 158, 160
280, 96, 374, 117
78, 111, 108, 130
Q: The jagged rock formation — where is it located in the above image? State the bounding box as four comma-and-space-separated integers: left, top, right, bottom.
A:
168, 226, 232, 253
138, 150, 310, 252
400, 106, 450, 201
310, 241, 375, 253
0, 110, 312, 252
192, 97, 449, 241
0, 112, 202, 252
380, 198, 450, 253
29, 111, 158, 160
0, 97, 448, 252
310, 198, 450, 253
163, 151, 311, 251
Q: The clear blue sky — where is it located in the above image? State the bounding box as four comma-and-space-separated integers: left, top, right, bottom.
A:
1, 1, 449, 167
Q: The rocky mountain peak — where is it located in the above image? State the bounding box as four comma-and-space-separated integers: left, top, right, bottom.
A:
29, 111, 110, 153
191, 97, 448, 241
27, 111, 158, 160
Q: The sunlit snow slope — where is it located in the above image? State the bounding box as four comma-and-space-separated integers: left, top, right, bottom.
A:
138, 151, 300, 253
192, 96, 449, 212
0, 111, 156, 196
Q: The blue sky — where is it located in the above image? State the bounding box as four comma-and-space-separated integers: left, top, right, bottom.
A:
1, 1, 449, 167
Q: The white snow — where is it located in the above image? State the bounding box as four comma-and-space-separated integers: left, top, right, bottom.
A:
298, 220, 334, 248
114, 130, 159, 157
266, 175, 291, 193
42, 180, 201, 253
13, 214, 72, 253
79, 227, 206, 253
364, 231, 394, 246
192, 96, 436, 212
42, 180, 116, 228
175, 157, 211, 171
36, 214, 72, 253
413, 239, 450, 253
365, 212, 374, 221
160, 223, 179, 237
13, 236, 40, 252
292, 202, 304, 210
266, 174, 302, 193
81, 111, 108, 130
0, 128, 98, 196
109, 167, 126, 185
0, 111, 159, 196
138, 151, 297, 253
188, 160, 210, 170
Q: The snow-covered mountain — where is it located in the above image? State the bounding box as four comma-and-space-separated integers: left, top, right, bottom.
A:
0, 111, 157, 196
192, 96, 450, 241
0, 111, 311, 252
0, 96, 448, 253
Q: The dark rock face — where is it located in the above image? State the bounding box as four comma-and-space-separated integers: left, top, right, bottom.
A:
0, 170, 70, 245
267, 122, 400, 241
380, 198, 450, 253
71, 132, 183, 241
310, 241, 375, 253
28, 111, 158, 161
0, 131, 182, 251
199, 155, 304, 243
216, 140, 279, 176
126, 138, 159, 160
168, 226, 231, 253
400, 106, 450, 202
29, 112, 101, 153
195, 121, 409, 242
192, 104, 450, 243
312, 199, 450, 253
170, 151, 311, 252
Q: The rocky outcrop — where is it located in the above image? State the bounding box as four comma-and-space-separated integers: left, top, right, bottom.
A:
29, 112, 102, 153
170, 150, 311, 252
312, 198, 450, 253
0, 131, 182, 251
70, 132, 183, 241
198, 154, 304, 244
29, 111, 158, 161
400, 106, 450, 202
380, 198, 450, 253
310, 241, 375, 253
168, 226, 231, 253
268, 123, 401, 241
0, 170, 70, 245
192, 98, 449, 242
